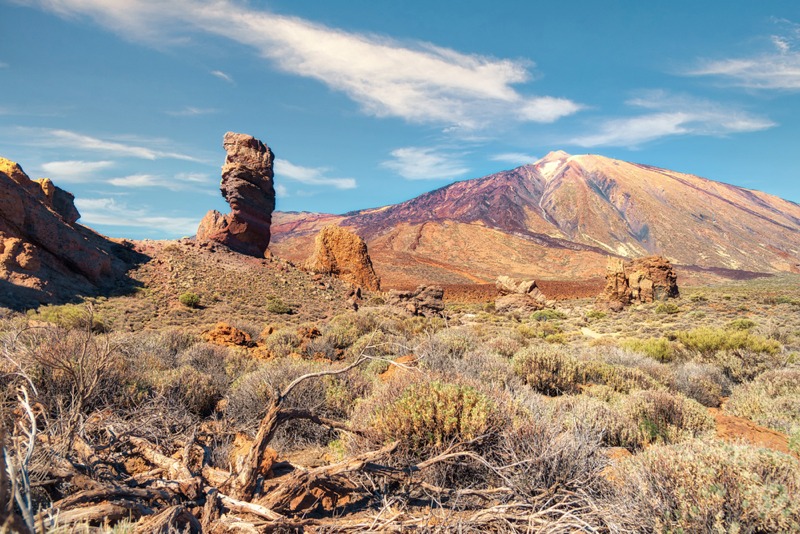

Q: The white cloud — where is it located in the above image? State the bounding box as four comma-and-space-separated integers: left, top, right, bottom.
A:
490, 152, 537, 166
274, 158, 356, 189
22, 0, 582, 130
75, 197, 199, 236
166, 106, 217, 116
688, 21, 800, 89
569, 91, 775, 148
108, 172, 212, 190
275, 183, 289, 198
39, 159, 114, 182
382, 147, 469, 180
38, 128, 200, 161
210, 70, 234, 83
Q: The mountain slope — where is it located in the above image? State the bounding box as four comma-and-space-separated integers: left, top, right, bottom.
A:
270, 151, 800, 287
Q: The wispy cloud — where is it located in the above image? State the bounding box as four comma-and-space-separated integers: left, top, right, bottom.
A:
166, 106, 217, 116
568, 91, 775, 148
490, 152, 537, 166
274, 158, 356, 189
22, 0, 582, 130
275, 183, 289, 198
382, 147, 469, 180
75, 197, 199, 236
687, 20, 800, 89
210, 70, 234, 83
0, 61, 8, 68
32, 128, 200, 161
39, 159, 114, 182
108, 172, 212, 191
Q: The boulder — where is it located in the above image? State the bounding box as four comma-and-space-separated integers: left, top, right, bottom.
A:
196, 132, 276, 257
202, 322, 254, 347
494, 275, 547, 313
599, 255, 679, 310
306, 225, 380, 291
388, 285, 444, 317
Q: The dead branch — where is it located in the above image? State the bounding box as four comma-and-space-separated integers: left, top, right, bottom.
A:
133, 504, 202, 533
42, 501, 154, 528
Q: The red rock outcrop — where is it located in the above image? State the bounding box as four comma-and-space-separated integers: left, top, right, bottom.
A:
0, 157, 137, 308
196, 132, 276, 257
494, 275, 548, 313
388, 285, 444, 317
305, 225, 380, 291
599, 255, 679, 311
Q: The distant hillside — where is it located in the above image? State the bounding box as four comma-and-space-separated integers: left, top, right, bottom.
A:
271, 151, 800, 287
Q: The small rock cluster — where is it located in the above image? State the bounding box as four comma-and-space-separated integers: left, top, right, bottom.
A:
494, 275, 548, 313
387, 285, 445, 317
599, 255, 679, 311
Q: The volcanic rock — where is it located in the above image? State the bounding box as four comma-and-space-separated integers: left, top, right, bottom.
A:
388, 285, 444, 317
494, 275, 548, 313
305, 225, 380, 291
0, 157, 139, 308
196, 132, 276, 257
202, 322, 254, 347
599, 255, 679, 310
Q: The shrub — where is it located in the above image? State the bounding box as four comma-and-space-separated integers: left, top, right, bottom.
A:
586, 309, 606, 320
27, 303, 105, 331
726, 318, 757, 331
620, 337, 674, 362
617, 441, 800, 532
530, 309, 566, 322
654, 302, 679, 314
178, 292, 200, 308
726, 368, 800, 436
512, 346, 662, 396
673, 362, 730, 407
620, 390, 714, 446
675, 327, 781, 356
266, 297, 291, 314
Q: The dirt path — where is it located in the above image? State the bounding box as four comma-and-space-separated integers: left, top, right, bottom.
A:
709, 408, 794, 456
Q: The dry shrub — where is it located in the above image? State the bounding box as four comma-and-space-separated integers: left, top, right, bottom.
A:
726, 368, 800, 435
673, 361, 730, 407
699, 348, 789, 384
617, 440, 800, 532
512, 346, 662, 396
621, 390, 714, 446
417, 328, 478, 372
154, 365, 223, 417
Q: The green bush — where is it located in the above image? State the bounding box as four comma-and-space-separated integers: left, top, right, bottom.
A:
675, 327, 781, 356
620, 390, 714, 446
266, 297, 291, 314
586, 309, 607, 320
179, 292, 201, 308
654, 302, 680, 315
726, 318, 757, 331
530, 309, 566, 322
618, 441, 800, 532
620, 337, 674, 362
28, 303, 105, 331
367, 380, 502, 460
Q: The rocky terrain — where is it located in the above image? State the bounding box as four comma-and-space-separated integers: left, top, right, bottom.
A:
271, 151, 800, 287
0, 158, 144, 309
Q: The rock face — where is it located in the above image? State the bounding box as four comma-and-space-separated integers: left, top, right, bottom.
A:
494, 275, 548, 313
196, 132, 276, 257
388, 285, 445, 317
305, 225, 380, 291
599, 255, 679, 311
0, 157, 138, 308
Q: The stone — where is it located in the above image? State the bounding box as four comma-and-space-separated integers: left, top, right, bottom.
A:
306, 225, 381, 291
495, 293, 544, 314
494, 275, 547, 313
388, 285, 445, 317
196, 132, 276, 257
598, 255, 679, 310
202, 322, 254, 347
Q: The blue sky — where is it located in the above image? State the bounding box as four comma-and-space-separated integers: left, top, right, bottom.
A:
1, 0, 799, 239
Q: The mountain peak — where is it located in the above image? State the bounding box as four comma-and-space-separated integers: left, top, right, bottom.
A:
534, 150, 572, 179
538, 150, 571, 162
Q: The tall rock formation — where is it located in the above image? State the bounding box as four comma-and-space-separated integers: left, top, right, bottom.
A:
306, 225, 381, 290
197, 132, 276, 257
